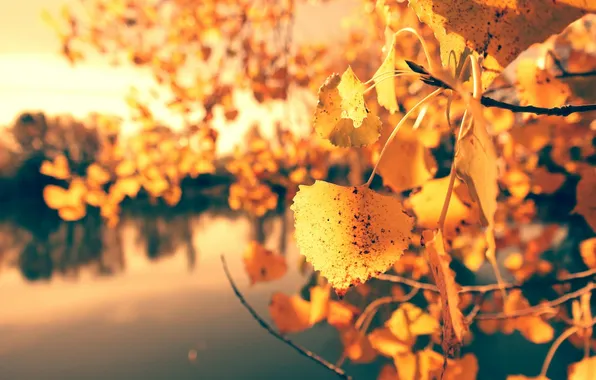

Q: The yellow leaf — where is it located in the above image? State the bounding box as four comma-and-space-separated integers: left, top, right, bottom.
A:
503, 169, 531, 200
291, 181, 414, 295
517, 59, 571, 108
86, 188, 106, 207
116, 159, 136, 177
368, 327, 411, 357
444, 353, 479, 380
510, 117, 554, 153
340, 327, 377, 364
580, 238, 596, 269
386, 303, 439, 343
313, 69, 382, 147
43, 185, 70, 210
86, 163, 111, 187
374, 32, 398, 114
409, 0, 594, 89
268, 293, 311, 334
454, 118, 498, 228
309, 284, 331, 325
377, 122, 438, 192
58, 205, 86, 221
409, 177, 471, 237
113, 176, 142, 198
40, 154, 70, 180
423, 229, 467, 355
504, 290, 554, 344
394, 351, 417, 380
242, 241, 287, 285
417, 349, 445, 380
569, 357, 596, 380
328, 301, 358, 329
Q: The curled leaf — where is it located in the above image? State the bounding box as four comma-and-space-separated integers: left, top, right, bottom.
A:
313, 67, 382, 147
423, 229, 467, 356
291, 180, 414, 295
454, 120, 498, 228
374, 32, 398, 113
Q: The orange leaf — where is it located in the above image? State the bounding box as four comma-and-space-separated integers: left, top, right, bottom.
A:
268, 293, 311, 334
242, 241, 287, 285
423, 229, 467, 356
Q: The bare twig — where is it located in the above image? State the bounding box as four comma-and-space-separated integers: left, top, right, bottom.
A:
378, 267, 596, 295
221, 255, 352, 380
476, 283, 596, 320
540, 316, 596, 378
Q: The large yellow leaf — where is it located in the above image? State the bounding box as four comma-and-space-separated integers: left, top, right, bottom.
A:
313, 68, 382, 147
409, 0, 595, 89
454, 120, 498, 228
423, 229, 467, 356
291, 180, 414, 295
377, 122, 438, 192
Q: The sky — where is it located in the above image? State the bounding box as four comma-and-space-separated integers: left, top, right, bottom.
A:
0, 0, 356, 152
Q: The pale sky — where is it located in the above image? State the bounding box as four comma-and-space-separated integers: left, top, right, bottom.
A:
0, 0, 356, 152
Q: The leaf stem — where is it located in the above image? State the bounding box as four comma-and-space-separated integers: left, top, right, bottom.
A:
437, 110, 468, 231
364, 69, 412, 85
363, 72, 421, 94
365, 88, 443, 187
539, 319, 596, 378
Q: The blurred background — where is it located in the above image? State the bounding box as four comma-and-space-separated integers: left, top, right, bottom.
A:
0, 0, 595, 379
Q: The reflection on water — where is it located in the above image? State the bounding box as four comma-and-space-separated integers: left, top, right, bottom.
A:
0, 206, 584, 380
0, 208, 354, 380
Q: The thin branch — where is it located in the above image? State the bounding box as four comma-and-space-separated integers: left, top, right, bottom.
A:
403, 59, 596, 116
377, 267, 596, 295
540, 316, 596, 378
479, 97, 596, 116
476, 282, 596, 321
220, 255, 351, 380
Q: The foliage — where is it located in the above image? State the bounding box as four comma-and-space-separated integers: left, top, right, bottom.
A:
29, 0, 596, 379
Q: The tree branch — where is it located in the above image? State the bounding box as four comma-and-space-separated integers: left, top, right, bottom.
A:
220, 255, 351, 380
404, 58, 596, 116
479, 97, 596, 116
